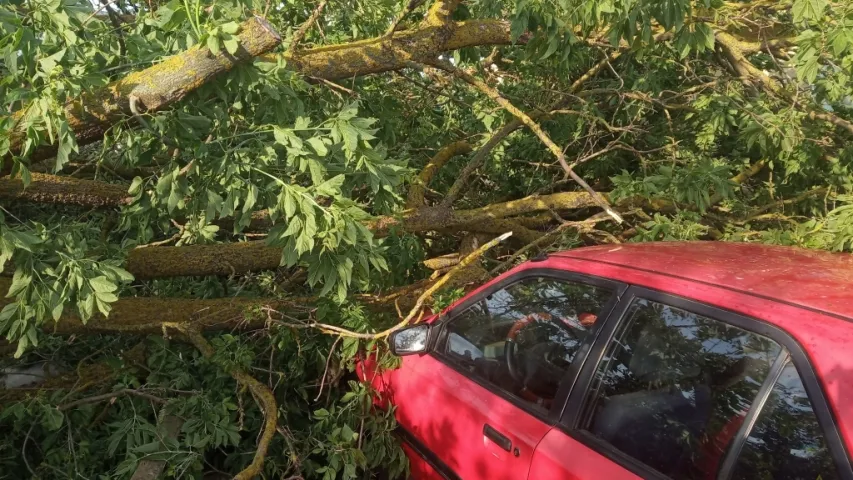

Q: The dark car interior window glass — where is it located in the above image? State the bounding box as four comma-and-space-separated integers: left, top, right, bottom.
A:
731, 359, 839, 480
441, 277, 614, 411
580, 298, 782, 479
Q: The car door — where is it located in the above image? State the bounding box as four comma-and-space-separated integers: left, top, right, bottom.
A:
529, 286, 853, 480
385, 270, 625, 479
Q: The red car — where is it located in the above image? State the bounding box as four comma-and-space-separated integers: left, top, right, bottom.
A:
359, 242, 853, 480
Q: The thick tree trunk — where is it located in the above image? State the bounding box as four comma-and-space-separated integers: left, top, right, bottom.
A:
7, 17, 282, 164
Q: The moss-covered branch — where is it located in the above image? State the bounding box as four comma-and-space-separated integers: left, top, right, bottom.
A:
406, 140, 472, 208
271, 19, 515, 81
0, 278, 306, 334
0, 172, 131, 207
8, 17, 282, 163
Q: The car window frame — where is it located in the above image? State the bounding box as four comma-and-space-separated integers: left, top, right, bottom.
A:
559, 285, 853, 480
428, 267, 628, 424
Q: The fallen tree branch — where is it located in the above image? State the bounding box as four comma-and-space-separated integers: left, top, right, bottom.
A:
0, 172, 131, 207
270, 18, 516, 81
715, 31, 853, 137
424, 59, 623, 223
170, 325, 277, 480
7, 17, 282, 164
125, 191, 596, 279
0, 278, 308, 334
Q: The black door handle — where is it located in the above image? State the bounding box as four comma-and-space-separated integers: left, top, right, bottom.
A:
483, 424, 512, 452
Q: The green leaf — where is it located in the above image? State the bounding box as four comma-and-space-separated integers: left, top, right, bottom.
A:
41, 407, 64, 431
89, 276, 117, 293
129, 176, 144, 195
792, 0, 827, 22
223, 37, 239, 55
206, 34, 221, 54
307, 137, 328, 156
8, 269, 32, 297
316, 175, 345, 196
220, 22, 240, 34
307, 159, 327, 185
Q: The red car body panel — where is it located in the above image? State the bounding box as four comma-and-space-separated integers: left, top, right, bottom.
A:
359, 242, 853, 479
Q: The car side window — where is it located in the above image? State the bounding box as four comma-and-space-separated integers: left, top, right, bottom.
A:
731, 359, 839, 480
440, 276, 614, 411
579, 297, 783, 479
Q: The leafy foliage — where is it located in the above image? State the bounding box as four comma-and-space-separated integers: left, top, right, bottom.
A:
1, 0, 852, 477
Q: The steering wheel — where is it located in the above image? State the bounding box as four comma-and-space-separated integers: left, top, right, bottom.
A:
504, 312, 598, 402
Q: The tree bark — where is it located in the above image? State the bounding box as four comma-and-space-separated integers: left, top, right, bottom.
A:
7, 17, 282, 164
406, 140, 472, 208
0, 278, 304, 334
0, 172, 130, 207
274, 19, 515, 81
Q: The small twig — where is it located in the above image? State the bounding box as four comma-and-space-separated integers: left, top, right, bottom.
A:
288, 0, 329, 53
308, 76, 358, 96
59, 388, 167, 410
22, 423, 37, 479
83, 0, 122, 24
385, 0, 426, 37
314, 336, 342, 401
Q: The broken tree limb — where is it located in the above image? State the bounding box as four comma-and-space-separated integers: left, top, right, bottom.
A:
714, 31, 853, 137
0, 172, 131, 207
7, 17, 282, 164
272, 19, 515, 81
424, 59, 623, 223
406, 140, 472, 208
123, 191, 596, 279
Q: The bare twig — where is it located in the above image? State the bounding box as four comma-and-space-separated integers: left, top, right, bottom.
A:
288, 0, 329, 53
385, 0, 426, 37
83, 0, 122, 24
59, 388, 167, 410
314, 336, 342, 401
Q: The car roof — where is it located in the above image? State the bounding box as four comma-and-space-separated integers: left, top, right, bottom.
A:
553, 241, 853, 321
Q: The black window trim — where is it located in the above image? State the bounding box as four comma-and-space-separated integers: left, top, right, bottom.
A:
428, 267, 628, 425
560, 285, 853, 480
